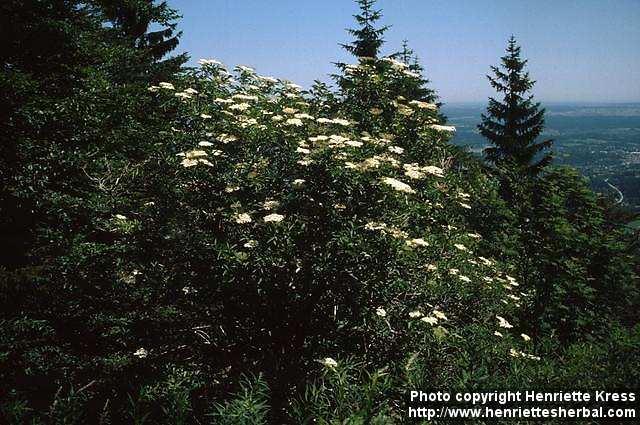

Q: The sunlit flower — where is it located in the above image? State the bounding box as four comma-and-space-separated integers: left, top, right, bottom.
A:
321, 357, 338, 368
286, 118, 304, 126
432, 310, 447, 321
494, 331, 503, 337
388, 146, 404, 154
409, 310, 423, 318
229, 103, 250, 112
244, 240, 259, 248
234, 213, 252, 224
159, 82, 175, 90
403, 163, 444, 179
215, 98, 234, 104
421, 316, 438, 325
365, 222, 386, 231
198, 58, 222, 66
521, 333, 531, 342
344, 140, 363, 147
232, 94, 259, 102
133, 348, 148, 358
262, 200, 280, 210
258, 75, 278, 83
264, 213, 285, 223
376, 307, 387, 317
406, 238, 429, 248
509, 348, 540, 361
459, 275, 471, 283
409, 100, 437, 110
496, 315, 513, 329
396, 104, 414, 116
332, 118, 351, 126
181, 158, 199, 167
380, 177, 415, 194
429, 124, 456, 132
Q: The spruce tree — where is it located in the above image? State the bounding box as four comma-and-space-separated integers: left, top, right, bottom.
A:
393, 39, 437, 103
97, 0, 188, 80
479, 36, 552, 175
341, 0, 389, 59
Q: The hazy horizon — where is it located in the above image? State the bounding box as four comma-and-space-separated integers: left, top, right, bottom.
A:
169, 0, 640, 104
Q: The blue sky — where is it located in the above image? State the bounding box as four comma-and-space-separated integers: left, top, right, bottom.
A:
169, 0, 640, 103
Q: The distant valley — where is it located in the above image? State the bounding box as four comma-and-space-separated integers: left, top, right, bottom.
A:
443, 103, 640, 213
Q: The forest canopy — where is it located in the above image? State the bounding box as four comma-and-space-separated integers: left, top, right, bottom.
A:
1, 1, 638, 423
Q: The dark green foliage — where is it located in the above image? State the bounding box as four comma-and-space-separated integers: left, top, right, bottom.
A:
393, 39, 438, 103
0, 1, 638, 423
479, 36, 553, 175
341, 0, 390, 59
97, 0, 188, 81
518, 168, 639, 340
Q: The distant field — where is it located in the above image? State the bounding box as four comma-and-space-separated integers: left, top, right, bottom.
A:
443, 103, 640, 212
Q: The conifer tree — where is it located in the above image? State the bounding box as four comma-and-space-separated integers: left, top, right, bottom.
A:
393, 39, 437, 103
341, 0, 389, 59
97, 0, 188, 80
479, 36, 552, 175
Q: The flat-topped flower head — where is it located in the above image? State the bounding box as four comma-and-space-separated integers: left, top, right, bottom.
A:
244, 240, 258, 248
421, 316, 438, 325
262, 200, 280, 210
429, 124, 456, 132
496, 315, 513, 329
432, 310, 447, 321
380, 177, 415, 194
406, 238, 429, 248
286, 118, 304, 126
321, 357, 338, 368
264, 213, 285, 223
234, 213, 252, 224
198, 58, 222, 66
133, 348, 148, 358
